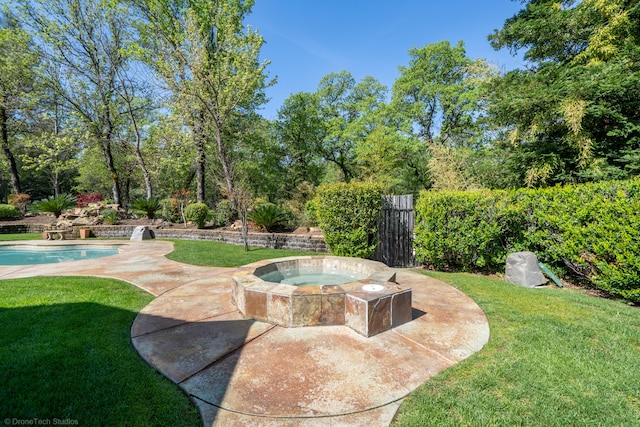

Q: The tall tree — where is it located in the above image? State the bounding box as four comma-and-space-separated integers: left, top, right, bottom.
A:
136, 0, 272, 205
0, 13, 38, 195
274, 92, 325, 194
391, 40, 493, 189
316, 71, 387, 182
19, 0, 132, 204
392, 40, 493, 148
488, 0, 640, 186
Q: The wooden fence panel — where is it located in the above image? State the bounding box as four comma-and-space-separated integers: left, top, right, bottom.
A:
375, 195, 416, 268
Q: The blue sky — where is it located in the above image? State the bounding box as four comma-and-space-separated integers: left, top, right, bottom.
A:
247, 0, 525, 119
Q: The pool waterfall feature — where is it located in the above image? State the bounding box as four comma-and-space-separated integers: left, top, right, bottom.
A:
231, 256, 412, 337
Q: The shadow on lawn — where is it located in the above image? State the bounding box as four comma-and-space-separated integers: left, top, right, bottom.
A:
0, 302, 201, 426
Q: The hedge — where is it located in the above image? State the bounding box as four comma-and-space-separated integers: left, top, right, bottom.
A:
314, 182, 385, 259
415, 178, 640, 302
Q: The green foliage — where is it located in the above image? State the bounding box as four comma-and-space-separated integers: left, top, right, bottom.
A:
248, 203, 287, 232
212, 199, 236, 227
30, 194, 76, 217
414, 178, 640, 302
8, 193, 30, 215
160, 198, 180, 222
100, 208, 117, 225
513, 179, 640, 302
160, 189, 192, 223
414, 190, 521, 271
0, 204, 20, 219
131, 197, 162, 220
314, 182, 385, 258
303, 198, 319, 227
184, 202, 211, 229
487, 0, 640, 186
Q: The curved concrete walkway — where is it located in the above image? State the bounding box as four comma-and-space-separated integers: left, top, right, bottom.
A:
0, 240, 490, 426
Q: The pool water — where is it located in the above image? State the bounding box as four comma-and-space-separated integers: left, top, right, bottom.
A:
259, 267, 366, 286
0, 245, 120, 265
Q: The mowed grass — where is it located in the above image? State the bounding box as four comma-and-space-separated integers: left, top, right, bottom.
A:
0, 233, 41, 241
0, 276, 200, 426
393, 271, 640, 426
166, 238, 318, 267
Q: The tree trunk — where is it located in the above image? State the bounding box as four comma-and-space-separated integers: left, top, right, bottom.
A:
102, 134, 121, 206
215, 130, 235, 201
0, 104, 21, 195
194, 112, 206, 203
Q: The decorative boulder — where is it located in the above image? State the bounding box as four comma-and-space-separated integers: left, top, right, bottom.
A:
130, 226, 155, 241
505, 251, 548, 288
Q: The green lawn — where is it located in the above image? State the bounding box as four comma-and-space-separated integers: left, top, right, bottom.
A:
0, 276, 200, 426
166, 238, 318, 267
393, 271, 640, 426
0, 233, 41, 241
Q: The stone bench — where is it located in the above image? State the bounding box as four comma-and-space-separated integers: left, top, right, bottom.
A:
43, 229, 70, 240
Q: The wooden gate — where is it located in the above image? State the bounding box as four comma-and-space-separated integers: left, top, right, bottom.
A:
375, 195, 416, 268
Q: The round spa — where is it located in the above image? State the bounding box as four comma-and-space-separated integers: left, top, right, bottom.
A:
231, 256, 412, 337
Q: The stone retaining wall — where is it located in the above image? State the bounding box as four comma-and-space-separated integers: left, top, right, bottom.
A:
0, 224, 46, 234
0, 223, 328, 252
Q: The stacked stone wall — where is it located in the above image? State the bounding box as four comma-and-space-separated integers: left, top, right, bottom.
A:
0, 224, 327, 252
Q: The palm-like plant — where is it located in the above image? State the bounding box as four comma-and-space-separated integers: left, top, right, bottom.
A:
248, 203, 287, 232
31, 194, 77, 217
131, 197, 162, 220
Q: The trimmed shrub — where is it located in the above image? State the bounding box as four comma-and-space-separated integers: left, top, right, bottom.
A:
513, 180, 640, 302
414, 190, 523, 271
0, 204, 21, 219
314, 182, 385, 259
184, 203, 212, 229
31, 194, 77, 217
248, 203, 287, 232
414, 178, 640, 302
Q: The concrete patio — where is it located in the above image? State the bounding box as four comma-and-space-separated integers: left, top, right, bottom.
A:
0, 240, 490, 426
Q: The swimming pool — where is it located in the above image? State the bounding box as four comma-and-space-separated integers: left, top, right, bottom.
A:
0, 245, 120, 265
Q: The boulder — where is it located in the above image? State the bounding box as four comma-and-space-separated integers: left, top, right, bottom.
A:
505, 251, 548, 288
71, 216, 92, 226
130, 226, 155, 241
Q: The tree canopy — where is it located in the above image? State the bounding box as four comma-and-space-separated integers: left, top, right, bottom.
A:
0, 0, 638, 217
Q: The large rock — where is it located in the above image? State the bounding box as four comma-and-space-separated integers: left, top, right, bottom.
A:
505, 251, 548, 288
130, 226, 155, 241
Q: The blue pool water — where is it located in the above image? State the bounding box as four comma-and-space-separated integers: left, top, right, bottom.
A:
259, 267, 366, 286
0, 245, 120, 265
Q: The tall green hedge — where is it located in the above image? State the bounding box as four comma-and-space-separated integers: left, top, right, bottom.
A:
415, 178, 640, 302
314, 182, 385, 259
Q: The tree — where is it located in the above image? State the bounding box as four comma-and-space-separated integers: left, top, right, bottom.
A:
488, 0, 640, 186
392, 40, 494, 148
19, 0, 133, 205
20, 132, 79, 196
315, 71, 387, 182
274, 92, 325, 195
0, 13, 39, 195
136, 0, 273, 206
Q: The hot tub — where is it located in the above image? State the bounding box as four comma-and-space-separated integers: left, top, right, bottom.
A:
231, 256, 412, 337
